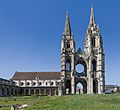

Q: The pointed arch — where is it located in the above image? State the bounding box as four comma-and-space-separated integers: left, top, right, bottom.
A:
65, 59, 71, 71
92, 59, 97, 71
91, 37, 95, 47
75, 78, 87, 94
31, 89, 34, 95
65, 80, 71, 94
67, 42, 70, 48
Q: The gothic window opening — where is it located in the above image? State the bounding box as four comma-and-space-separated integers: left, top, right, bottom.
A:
91, 37, 95, 47
65, 60, 71, 71
51, 82, 54, 86
33, 82, 36, 86
27, 82, 30, 86
20, 82, 24, 86
92, 60, 96, 71
39, 82, 42, 85
67, 42, 70, 48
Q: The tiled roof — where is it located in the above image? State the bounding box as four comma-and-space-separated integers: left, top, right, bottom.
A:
12, 72, 61, 80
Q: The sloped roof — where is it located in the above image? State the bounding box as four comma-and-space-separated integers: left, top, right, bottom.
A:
12, 72, 61, 80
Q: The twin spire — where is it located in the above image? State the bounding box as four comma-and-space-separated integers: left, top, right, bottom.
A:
63, 7, 96, 36
63, 11, 71, 36
89, 6, 96, 25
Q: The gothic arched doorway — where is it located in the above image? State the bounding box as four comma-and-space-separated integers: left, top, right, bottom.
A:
65, 80, 71, 94
76, 82, 83, 94
75, 78, 87, 94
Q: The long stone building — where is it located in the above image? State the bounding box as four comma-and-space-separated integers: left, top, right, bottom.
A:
1, 7, 105, 96
12, 72, 61, 96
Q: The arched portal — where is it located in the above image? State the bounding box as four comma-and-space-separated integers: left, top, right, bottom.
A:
2, 88, 4, 96
31, 89, 34, 95
93, 79, 98, 94
46, 89, 49, 96
76, 82, 83, 94
36, 89, 39, 95
25, 89, 29, 96
65, 80, 71, 94
20, 89, 24, 95
75, 78, 87, 94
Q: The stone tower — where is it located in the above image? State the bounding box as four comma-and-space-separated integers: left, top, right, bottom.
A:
61, 11, 75, 94
84, 7, 105, 94
61, 7, 105, 94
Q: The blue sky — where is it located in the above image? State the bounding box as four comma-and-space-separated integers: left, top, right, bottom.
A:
0, 0, 120, 85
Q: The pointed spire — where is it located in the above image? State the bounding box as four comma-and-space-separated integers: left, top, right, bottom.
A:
63, 10, 71, 36
89, 6, 96, 25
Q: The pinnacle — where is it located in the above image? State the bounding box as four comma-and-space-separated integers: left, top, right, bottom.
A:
63, 10, 71, 36
89, 6, 96, 25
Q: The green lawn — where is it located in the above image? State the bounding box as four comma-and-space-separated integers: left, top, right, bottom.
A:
0, 94, 120, 110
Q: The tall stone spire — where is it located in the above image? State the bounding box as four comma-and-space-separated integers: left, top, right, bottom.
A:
89, 6, 96, 25
63, 11, 71, 36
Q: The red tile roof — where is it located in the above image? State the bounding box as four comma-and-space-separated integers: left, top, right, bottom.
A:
12, 72, 61, 80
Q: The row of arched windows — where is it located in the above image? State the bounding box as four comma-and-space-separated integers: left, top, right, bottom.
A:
20, 81, 56, 86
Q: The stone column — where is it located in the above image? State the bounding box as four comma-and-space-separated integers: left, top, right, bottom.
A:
71, 71, 75, 94
55, 89, 57, 96
29, 89, 31, 96
44, 89, 46, 96
34, 89, 36, 96
71, 54, 75, 94
87, 58, 93, 94
24, 89, 26, 96
98, 79, 103, 94
50, 89, 52, 96
39, 89, 41, 95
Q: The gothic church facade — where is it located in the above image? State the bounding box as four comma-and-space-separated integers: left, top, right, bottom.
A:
61, 7, 105, 94
0, 7, 105, 96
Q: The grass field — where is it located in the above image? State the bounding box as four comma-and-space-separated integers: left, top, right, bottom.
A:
0, 94, 120, 110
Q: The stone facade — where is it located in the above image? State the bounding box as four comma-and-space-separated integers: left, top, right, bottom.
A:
61, 7, 105, 94
12, 72, 61, 96
0, 78, 18, 96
